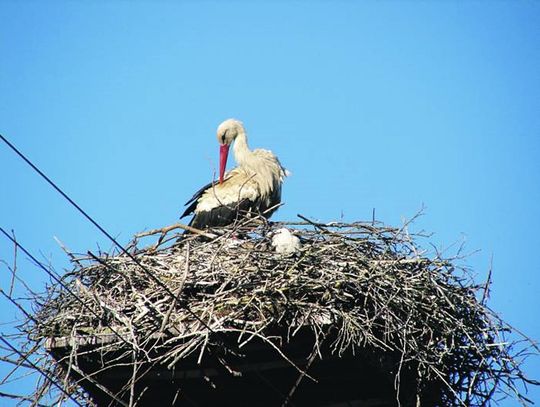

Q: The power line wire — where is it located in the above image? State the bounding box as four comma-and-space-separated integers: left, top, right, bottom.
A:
0, 288, 38, 325
0, 133, 217, 333
0, 133, 292, 404
0, 230, 170, 405
0, 335, 84, 407
0, 227, 133, 349
0, 134, 241, 346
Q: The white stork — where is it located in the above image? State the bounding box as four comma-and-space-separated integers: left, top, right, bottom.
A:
181, 119, 288, 229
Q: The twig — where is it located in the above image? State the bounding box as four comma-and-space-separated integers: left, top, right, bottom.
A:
135, 222, 217, 240
9, 229, 17, 296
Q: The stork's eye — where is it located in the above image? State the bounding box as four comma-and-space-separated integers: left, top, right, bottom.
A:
221, 130, 227, 143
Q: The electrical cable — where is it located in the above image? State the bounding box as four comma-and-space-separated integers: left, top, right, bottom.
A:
1, 133, 293, 404
0, 134, 223, 334
0, 335, 84, 407
0, 227, 133, 349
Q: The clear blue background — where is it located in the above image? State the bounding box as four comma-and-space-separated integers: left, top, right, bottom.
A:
1, 1, 538, 405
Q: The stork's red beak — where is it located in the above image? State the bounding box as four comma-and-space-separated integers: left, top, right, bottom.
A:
219, 144, 230, 184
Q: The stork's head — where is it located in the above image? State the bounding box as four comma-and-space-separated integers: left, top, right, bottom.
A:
216, 119, 244, 184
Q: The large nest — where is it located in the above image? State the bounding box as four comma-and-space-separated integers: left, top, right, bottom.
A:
24, 218, 538, 406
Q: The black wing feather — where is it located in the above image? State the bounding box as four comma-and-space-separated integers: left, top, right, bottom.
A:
180, 180, 216, 219
188, 198, 253, 229
181, 177, 279, 229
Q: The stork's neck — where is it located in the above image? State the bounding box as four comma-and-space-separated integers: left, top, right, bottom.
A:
233, 130, 252, 165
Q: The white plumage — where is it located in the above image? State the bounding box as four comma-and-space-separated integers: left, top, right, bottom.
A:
181, 119, 288, 229
271, 228, 302, 254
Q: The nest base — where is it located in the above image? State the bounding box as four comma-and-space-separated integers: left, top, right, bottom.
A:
47, 327, 441, 406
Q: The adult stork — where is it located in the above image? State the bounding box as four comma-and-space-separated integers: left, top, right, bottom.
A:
181, 119, 288, 229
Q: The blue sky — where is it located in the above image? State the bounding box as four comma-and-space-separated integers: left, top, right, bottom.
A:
1, 1, 539, 405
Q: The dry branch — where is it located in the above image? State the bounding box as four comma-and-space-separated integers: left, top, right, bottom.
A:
3, 218, 538, 406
